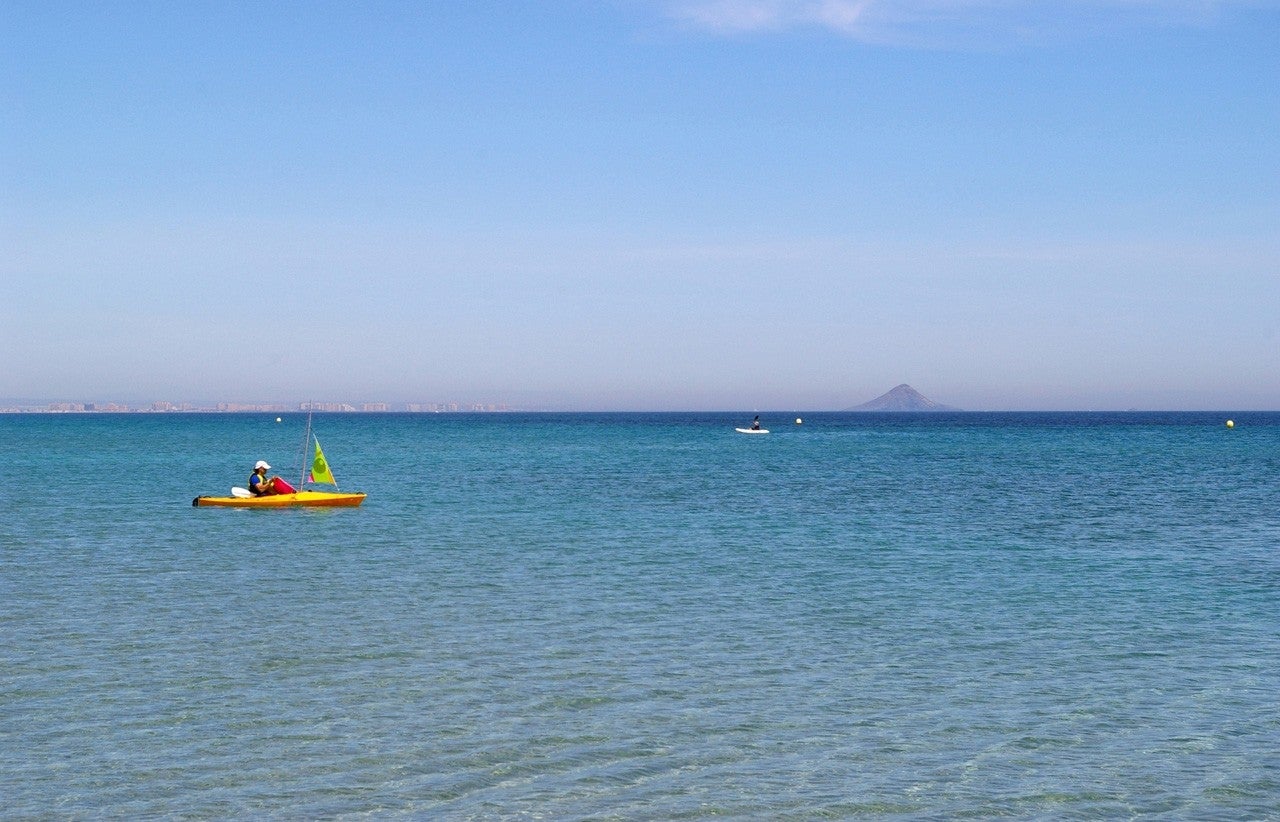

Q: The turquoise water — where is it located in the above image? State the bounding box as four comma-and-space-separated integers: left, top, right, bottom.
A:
3, 412, 1278, 818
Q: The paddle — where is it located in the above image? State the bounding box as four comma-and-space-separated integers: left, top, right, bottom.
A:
231, 486, 251, 498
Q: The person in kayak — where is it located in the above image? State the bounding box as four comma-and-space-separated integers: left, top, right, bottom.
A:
750, 415, 761, 430
249, 460, 279, 496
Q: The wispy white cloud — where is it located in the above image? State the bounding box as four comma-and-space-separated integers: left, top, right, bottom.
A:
670, 0, 873, 34
664, 0, 1260, 45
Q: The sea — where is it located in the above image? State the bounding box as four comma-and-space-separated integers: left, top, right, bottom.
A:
2, 411, 1278, 819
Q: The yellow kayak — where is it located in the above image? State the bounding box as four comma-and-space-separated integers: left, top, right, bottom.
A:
192, 491, 367, 508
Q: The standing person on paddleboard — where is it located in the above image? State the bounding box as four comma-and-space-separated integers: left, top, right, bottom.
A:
249, 460, 279, 496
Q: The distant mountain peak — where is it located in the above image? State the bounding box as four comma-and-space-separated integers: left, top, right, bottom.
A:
846, 384, 959, 412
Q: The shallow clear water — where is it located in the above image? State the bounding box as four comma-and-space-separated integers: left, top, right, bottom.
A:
3, 412, 1278, 818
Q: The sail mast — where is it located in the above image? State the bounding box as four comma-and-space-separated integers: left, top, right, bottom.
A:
298, 407, 313, 488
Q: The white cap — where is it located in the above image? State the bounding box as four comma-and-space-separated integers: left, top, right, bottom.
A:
255, 460, 270, 470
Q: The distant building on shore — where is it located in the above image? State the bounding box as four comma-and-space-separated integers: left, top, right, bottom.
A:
217, 402, 291, 413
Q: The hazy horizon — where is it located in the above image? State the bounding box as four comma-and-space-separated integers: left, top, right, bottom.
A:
4, 390, 1277, 415
5, 2, 1277, 411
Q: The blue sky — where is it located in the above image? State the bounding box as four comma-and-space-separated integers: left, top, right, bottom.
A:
3, 0, 1277, 410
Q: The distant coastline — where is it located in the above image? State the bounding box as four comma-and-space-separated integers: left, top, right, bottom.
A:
0, 401, 515, 414
2, 385, 1274, 415
4, 403, 1274, 415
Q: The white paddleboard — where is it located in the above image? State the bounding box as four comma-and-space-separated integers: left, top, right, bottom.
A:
735, 428, 770, 434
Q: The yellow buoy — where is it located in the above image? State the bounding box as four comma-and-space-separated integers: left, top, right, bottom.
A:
796, 418, 803, 425
276, 417, 282, 423
1226, 419, 1234, 429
